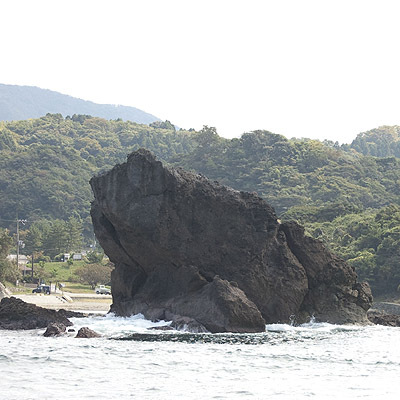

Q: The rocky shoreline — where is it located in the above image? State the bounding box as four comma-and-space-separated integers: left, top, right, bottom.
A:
0, 297, 83, 330
0, 296, 105, 337
0, 296, 399, 336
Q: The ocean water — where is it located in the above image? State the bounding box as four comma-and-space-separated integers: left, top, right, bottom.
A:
1, 314, 399, 400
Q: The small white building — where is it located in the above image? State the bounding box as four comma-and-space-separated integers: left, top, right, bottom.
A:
7, 254, 28, 267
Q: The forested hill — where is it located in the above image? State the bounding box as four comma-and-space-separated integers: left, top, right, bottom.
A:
170, 128, 400, 217
348, 125, 400, 157
1, 116, 400, 294
0, 114, 196, 236
0, 83, 160, 124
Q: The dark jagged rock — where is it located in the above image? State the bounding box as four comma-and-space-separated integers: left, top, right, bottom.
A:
367, 310, 400, 327
43, 323, 67, 337
90, 149, 373, 333
0, 297, 74, 330
75, 327, 101, 338
371, 302, 400, 316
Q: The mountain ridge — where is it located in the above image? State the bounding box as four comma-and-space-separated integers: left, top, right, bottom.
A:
0, 83, 160, 124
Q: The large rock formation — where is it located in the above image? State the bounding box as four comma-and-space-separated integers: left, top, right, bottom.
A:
90, 149, 372, 333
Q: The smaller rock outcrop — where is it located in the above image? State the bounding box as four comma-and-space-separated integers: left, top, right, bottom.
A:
75, 327, 101, 338
371, 302, 400, 316
43, 323, 67, 337
368, 310, 400, 327
0, 297, 80, 330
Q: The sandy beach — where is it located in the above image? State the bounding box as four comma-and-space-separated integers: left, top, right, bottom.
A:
12, 292, 112, 313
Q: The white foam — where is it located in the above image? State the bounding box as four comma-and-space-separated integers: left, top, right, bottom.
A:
68, 312, 173, 337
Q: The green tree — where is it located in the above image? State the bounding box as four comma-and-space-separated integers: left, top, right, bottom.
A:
75, 263, 112, 289
43, 220, 68, 259
0, 229, 20, 283
65, 216, 83, 252
85, 250, 104, 264
35, 261, 50, 284
24, 221, 46, 254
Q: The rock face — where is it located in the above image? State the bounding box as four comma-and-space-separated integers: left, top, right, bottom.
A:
90, 149, 373, 333
0, 297, 74, 330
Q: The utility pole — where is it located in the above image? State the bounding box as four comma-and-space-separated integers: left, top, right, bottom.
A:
16, 215, 27, 275
16, 213, 19, 270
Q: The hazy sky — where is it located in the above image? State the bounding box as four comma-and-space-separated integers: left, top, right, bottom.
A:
1, 0, 400, 143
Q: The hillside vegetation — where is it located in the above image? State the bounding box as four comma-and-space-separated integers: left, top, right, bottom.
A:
347, 125, 400, 158
1, 116, 399, 295
0, 113, 195, 233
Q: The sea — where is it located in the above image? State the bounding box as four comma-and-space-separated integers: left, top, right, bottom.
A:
1, 313, 399, 400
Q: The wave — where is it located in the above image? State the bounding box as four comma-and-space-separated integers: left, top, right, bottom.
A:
65, 313, 381, 345
69, 312, 172, 338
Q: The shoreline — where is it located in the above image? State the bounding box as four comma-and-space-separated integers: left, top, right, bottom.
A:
12, 293, 112, 313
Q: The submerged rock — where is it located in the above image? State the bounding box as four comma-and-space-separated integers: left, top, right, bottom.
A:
148, 325, 174, 331
0, 297, 74, 330
90, 149, 373, 333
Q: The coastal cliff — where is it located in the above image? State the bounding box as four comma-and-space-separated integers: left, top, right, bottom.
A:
90, 149, 372, 333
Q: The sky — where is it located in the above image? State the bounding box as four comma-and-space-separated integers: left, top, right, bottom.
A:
1, 0, 400, 143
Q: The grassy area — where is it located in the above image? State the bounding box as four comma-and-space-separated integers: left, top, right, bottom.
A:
5, 260, 112, 294
62, 282, 94, 293
39, 260, 86, 282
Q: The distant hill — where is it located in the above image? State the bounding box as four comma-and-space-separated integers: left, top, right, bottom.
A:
0, 83, 161, 124
348, 125, 400, 158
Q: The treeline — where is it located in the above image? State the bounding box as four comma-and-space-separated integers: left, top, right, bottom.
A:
0, 224, 110, 287
1, 115, 400, 295
22, 217, 84, 260
346, 125, 400, 158
170, 127, 400, 216
299, 205, 400, 295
